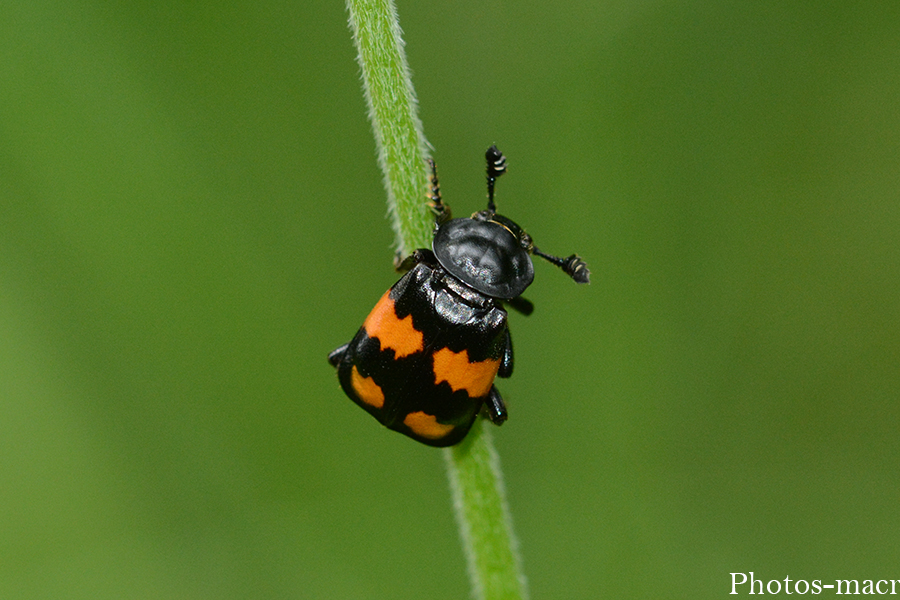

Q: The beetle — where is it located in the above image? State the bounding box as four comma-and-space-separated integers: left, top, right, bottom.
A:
328, 146, 589, 446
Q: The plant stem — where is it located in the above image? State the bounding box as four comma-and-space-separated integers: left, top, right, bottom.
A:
346, 1, 528, 599
445, 420, 530, 600
346, 0, 431, 253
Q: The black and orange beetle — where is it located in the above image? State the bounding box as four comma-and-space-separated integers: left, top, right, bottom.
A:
328, 146, 589, 446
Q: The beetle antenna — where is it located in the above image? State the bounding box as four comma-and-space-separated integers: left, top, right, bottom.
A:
485, 145, 507, 213
532, 247, 591, 284
427, 158, 451, 226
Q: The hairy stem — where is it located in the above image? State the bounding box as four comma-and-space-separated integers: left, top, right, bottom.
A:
346, 0, 431, 253
445, 420, 530, 600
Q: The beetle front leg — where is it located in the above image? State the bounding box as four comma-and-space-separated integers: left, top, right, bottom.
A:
394, 248, 439, 272
484, 385, 508, 425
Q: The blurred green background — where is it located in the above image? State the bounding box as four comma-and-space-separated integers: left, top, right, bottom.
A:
3, 1, 899, 598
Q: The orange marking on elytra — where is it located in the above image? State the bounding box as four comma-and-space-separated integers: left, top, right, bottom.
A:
432, 347, 500, 398
363, 291, 424, 359
403, 411, 455, 440
351, 365, 385, 409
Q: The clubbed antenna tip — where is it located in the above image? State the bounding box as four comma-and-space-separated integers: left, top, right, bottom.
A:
533, 248, 591, 284
485, 145, 507, 212
564, 255, 591, 284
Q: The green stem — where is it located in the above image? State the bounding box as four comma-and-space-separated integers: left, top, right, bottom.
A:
345, 1, 529, 599
445, 420, 530, 600
346, 0, 431, 253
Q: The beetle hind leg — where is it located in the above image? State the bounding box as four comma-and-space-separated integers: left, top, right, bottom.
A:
484, 385, 508, 425
498, 329, 514, 378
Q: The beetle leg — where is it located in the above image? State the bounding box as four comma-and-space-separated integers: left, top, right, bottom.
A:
394, 248, 439, 272
327, 343, 349, 368
498, 329, 514, 378
505, 296, 534, 316
392, 249, 406, 271
484, 385, 508, 425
